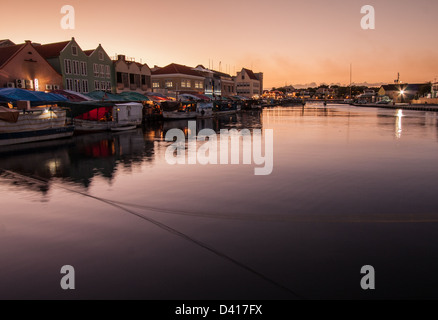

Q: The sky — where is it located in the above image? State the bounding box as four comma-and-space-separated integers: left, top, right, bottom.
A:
1, 0, 438, 88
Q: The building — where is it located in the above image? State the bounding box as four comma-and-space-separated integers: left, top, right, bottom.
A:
193, 65, 235, 97
0, 41, 62, 91
378, 84, 425, 102
151, 63, 205, 97
378, 84, 400, 101
84, 45, 115, 93
315, 87, 337, 99
113, 55, 152, 93
35, 37, 114, 93
0, 39, 16, 48
234, 68, 263, 98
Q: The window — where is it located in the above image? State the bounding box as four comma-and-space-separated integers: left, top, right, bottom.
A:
153, 81, 160, 88
134, 74, 140, 87
242, 74, 245, 80
100, 65, 105, 77
93, 63, 99, 77
73, 60, 80, 75
71, 46, 78, 56
66, 78, 73, 90
181, 80, 186, 88
141, 75, 146, 86
165, 80, 173, 88
106, 81, 111, 92
99, 51, 104, 61
195, 81, 203, 89
82, 80, 89, 93
106, 65, 110, 78
130, 73, 135, 85
101, 81, 106, 91
74, 79, 81, 92
117, 72, 123, 83
94, 80, 100, 90
122, 73, 129, 87
186, 80, 191, 88
80, 62, 87, 76
64, 59, 72, 74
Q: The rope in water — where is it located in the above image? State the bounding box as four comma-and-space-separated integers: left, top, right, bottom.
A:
0, 169, 305, 299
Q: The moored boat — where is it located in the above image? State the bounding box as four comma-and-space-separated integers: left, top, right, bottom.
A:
0, 106, 74, 146
213, 101, 238, 116
66, 102, 143, 132
161, 101, 197, 120
196, 102, 214, 118
111, 125, 137, 132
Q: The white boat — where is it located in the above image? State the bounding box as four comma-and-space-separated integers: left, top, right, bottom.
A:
111, 125, 137, 132
73, 102, 143, 132
0, 106, 74, 146
73, 118, 114, 132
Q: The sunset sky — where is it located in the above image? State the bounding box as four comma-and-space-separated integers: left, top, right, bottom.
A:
1, 0, 437, 88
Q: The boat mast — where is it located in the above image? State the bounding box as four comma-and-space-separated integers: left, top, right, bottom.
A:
349, 63, 352, 99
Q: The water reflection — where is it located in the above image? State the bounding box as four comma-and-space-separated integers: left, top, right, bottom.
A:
0, 111, 264, 194
0, 128, 155, 192
396, 109, 403, 139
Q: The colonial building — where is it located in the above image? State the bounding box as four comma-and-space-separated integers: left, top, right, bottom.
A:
193, 65, 235, 97
113, 55, 152, 94
234, 68, 263, 98
0, 41, 62, 90
151, 63, 205, 97
35, 37, 114, 93
84, 45, 115, 93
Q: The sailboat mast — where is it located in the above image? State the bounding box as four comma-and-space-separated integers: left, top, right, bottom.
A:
349, 63, 352, 98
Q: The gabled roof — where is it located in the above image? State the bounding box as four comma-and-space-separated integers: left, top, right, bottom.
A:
242, 68, 259, 80
0, 39, 16, 47
83, 49, 94, 56
0, 43, 26, 68
34, 40, 70, 58
152, 63, 202, 77
212, 70, 232, 78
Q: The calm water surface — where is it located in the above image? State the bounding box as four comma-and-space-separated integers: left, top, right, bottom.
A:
1, 104, 438, 299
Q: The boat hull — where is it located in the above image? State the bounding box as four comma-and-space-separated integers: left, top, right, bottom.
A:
0, 126, 74, 146
213, 110, 237, 116
162, 111, 197, 120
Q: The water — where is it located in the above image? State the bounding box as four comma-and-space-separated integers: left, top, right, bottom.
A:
1, 104, 438, 299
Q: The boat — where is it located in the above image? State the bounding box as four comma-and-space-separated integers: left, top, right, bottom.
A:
111, 125, 137, 132
161, 101, 197, 120
70, 102, 143, 132
196, 102, 214, 118
0, 106, 74, 146
213, 101, 238, 116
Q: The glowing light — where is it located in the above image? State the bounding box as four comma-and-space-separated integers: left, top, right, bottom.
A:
395, 109, 403, 139
400, 90, 405, 95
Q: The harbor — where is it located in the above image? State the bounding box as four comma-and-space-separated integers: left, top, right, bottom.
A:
2, 0, 438, 302
1, 103, 438, 299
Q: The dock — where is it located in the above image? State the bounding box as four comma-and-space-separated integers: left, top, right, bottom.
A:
352, 103, 438, 112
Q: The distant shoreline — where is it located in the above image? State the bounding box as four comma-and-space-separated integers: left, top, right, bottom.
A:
352, 103, 438, 112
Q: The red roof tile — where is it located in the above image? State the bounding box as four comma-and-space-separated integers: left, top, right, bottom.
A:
242, 68, 259, 80
152, 63, 202, 77
0, 44, 25, 68
34, 40, 70, 58
83, 49, 94, 56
